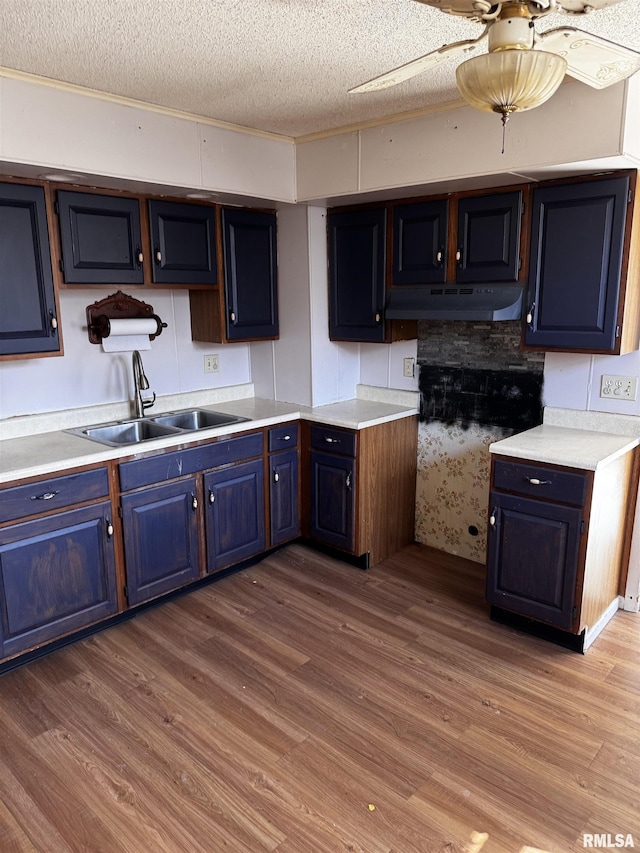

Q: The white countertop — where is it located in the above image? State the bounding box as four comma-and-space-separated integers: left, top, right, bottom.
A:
490, 424, 640, 471
0, 394, 418, 484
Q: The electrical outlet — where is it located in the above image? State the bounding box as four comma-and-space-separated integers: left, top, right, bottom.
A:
204, 353, 220, 374
600, 374, 638, 401
403, 357, 415, 378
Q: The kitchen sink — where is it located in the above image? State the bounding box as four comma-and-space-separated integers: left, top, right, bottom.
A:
149, 409, 249, 430
66, 408, 251, 446
67, 419, 182, 446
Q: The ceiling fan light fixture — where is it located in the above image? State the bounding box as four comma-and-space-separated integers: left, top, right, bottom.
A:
455, 49, 568, 120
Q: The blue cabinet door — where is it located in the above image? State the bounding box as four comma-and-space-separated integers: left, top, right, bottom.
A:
269, 449, 299, 547
222, 208, 278, 340
0, 502, 117, 659
121, 478, 200, 606
524, 175, 629, 352
310, 450, 355, 552
456, 191, 522, 283
0, 182, 60, 356
204, 459, 265, 572
393, 199, 448, 285
148, 199, 217, 285
486, 491, 582, 630
328, 208, 387, 342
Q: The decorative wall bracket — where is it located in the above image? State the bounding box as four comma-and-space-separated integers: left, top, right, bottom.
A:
86, 291, 167, 344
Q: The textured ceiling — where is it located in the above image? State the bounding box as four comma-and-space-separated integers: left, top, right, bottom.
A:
1, 0, 640, 138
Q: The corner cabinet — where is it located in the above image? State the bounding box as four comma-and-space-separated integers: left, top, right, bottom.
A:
486, 450, 638, 650
304, 415, 418, 569
524, 172, 640, 354
0, 181, 61, 359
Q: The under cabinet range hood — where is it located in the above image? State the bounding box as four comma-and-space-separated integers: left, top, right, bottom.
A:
385, 284, 524, 322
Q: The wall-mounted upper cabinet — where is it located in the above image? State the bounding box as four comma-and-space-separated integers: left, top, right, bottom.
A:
391, 189, 524, 288
523, 172, 639, 355
56, 190, 144, 285
148, 199, 217, 286
54, 187, 218, 289
0, 180, 62, 360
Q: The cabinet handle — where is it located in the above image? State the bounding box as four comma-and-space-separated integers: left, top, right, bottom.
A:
106, 520, 114, 538
375, 312, 381, 323
50, 314, 58, 332
208, 489, 215, 504
278, 435, 292, 442
436, 250, 443, 264
526, 302, 535, 326
30, 490, 59, 501
155, 248, 162, 263
230, 311, 236, 323
345, 472, 352, 490
525, 477, 551, 486
489, 509, 497, 527
455, 249, 462, 263
324, 437, 341, 444
191, 494, 198, 511
273, 471, 280, 483
136, 247, 143, 266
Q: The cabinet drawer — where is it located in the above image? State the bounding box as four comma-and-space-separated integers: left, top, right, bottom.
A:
492, 459, 588, 507
310, 425, 356, 457
119, 432, 264, 491
268, 423, 299, 452
0, 468, 110, 524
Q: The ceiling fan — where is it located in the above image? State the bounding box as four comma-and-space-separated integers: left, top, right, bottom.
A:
350, 0, 640, 130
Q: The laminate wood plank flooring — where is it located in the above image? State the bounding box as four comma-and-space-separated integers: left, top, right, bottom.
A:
1, 542, 639, 852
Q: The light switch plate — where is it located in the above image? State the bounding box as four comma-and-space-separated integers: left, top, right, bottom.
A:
204, 353, 220, 374
403, 357, 415, 378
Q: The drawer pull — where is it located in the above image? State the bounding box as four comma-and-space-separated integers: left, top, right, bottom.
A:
274, 471, 280, 483
106, 520, 114, 538
525, 477, 551, 486
31, 491, 59, 501
325, 437, 341, 444
278, 435, 292, 442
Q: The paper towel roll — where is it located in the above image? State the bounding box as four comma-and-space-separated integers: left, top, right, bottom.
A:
101, 317, 158, 352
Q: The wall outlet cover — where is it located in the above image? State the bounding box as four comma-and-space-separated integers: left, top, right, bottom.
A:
600, 374, 638, 401
204, 353, 220, 374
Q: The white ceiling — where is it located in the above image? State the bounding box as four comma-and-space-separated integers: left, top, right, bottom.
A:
1, 0, 640, 138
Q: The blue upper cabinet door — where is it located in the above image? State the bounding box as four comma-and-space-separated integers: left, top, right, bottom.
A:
0, 502, 117, 660
393, 199, 448, 285
121, 478, 200, 606
148, 199, 217, 285
456, 191, 522, 284
0, 182, 60, 357
222, 208, 278, 341
524, 175, 629, 353
204, 458, 265, 572
328, 208, 387, 342
56, 190, 144, 284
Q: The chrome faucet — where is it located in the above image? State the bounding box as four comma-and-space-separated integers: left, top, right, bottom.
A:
132, 350, 156, 418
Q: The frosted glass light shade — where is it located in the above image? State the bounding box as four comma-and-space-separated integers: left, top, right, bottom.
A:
455, 49, 568, 116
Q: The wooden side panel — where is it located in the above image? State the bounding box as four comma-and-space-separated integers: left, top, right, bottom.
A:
619, 172, 640, 354
356, 416, 418, 567
580, 451, 635, 631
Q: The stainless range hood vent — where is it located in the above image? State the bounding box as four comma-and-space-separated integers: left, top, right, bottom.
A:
385, 284, 524, 322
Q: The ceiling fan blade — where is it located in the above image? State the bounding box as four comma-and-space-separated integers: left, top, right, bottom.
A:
349, 30, 488, 94
540, 26, 640, 89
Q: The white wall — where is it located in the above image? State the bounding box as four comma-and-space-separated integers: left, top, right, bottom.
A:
543, 351, 640, 417
360, 340, 419, 394
0, 289, 251, 420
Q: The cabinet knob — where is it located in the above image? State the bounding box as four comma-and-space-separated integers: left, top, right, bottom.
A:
436, 250, 443, 264
375, 312, 381, 323
525, 477, 551, 486
137, 250, 144, 264
208, 489, 215, 504
279, 435, 291, 442
230, 311, 236, 323
155, 249, 162, 263
191, 494, 198, 511
273, 471, 280, 483
325, 436, 340, 444
345, 472, 352, 490
106, 520, 114, 538
455, 249, 461, 263
526, 302, 536, 326
489, 511, 496, 527
50, 316, 58, 331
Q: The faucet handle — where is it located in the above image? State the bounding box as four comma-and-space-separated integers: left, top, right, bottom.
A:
142, 392, 156, 412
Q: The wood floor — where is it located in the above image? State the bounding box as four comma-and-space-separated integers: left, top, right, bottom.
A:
0, 542, 639, 853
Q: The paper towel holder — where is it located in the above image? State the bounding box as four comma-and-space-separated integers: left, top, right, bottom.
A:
86, 291, 167, 345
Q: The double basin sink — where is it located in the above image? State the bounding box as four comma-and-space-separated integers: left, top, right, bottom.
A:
68, 408, 250, 447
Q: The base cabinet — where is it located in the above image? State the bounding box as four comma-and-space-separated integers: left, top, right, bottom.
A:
205, 458, 265, 572
310, 449, 355, 552
121, 478, 200, 606
0, 502, 117, 659
270, 449, 300, 547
